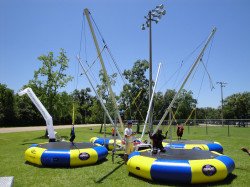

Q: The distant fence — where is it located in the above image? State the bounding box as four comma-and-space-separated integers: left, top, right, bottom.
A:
153, 119, 249, 127
124, 119, 249, 127
151, 119, 249, 137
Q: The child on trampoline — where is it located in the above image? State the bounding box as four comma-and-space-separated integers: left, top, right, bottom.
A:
149, 129, 167, 154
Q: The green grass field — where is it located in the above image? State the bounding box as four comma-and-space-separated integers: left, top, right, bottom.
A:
0, 125, 249, 187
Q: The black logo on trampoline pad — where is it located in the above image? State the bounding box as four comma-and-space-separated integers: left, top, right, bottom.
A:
31, 149, 36, 154
202, 164, 217, 176
79, 152, 90, 160
192, 147, 202, 150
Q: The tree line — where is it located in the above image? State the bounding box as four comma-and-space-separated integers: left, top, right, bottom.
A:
0, 50, 249, 127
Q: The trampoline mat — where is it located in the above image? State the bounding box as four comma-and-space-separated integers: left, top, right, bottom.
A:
140, 148, 219, 160
37, 142, 97, 150
163, 140, 215, 144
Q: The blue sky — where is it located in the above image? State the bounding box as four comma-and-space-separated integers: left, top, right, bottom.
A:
0, 0, 249, 108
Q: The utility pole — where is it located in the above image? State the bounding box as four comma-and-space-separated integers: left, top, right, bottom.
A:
141, 4, 166, 134
217, 82, 227, 126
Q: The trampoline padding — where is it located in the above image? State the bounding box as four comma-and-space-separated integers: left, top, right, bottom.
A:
25, 142, 108, 167
151, 159, 191, 183
163, 140, 223, 153
127, 149, 235, 184
41, 149, 70, 167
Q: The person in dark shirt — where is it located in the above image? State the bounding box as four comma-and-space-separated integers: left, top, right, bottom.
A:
149, 129, 167, 154
177, 124, 184, 140
70, 125, 76, 144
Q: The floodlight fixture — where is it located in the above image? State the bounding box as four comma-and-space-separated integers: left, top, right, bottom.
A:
156, 4, 164, 9
161, 9, 166, 15
141, 24, 145, 30
151, 12, 158, 17
142, 4, 166, 27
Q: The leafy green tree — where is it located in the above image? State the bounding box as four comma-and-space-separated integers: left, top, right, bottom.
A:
223, 92, 250, 119
29, 49, 73, 115
196, 108, 205, 119
15, 92, 44, 126
72, 88, 93, 124
54, 91, 73, 124
153, 91, 164, 120
159, 89, 177, 120
16, 83, 47, 126
89, 98, 103, 123
96, 70, 118, 121
84, 69, 119, 125
0, 84, 16, 126
174, 90, 197, 119
154, 89, 197, 123
196, 107, 220, 119
120, 60, 149, 121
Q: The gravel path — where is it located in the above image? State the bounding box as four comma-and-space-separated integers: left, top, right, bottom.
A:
0, 124, 102, 133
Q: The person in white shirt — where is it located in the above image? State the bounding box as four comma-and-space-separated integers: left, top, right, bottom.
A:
124, 121, 135, 163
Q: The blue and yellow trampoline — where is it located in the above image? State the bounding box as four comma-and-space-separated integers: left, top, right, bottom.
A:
163, 140, 223, 153
127, 148, 235, 184
25, 142, 108, 167
90, 137, 123, 150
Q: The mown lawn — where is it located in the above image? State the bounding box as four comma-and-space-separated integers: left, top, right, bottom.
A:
0, 125, 249, 187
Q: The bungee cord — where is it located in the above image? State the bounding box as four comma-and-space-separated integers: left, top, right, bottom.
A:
154, 34, 215, 125
152, 28, 217, 136
85, 46, 106, 74
163, 35, 216, 135
86, 11, 147, 123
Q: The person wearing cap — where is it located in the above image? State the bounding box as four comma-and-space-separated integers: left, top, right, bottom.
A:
124, 121, 136, 163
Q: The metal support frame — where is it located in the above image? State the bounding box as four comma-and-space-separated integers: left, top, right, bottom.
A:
84, 8, 124, 132
152, 27, 217, 136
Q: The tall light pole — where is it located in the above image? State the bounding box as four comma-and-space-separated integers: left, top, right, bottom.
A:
141, 4, 166, 133
217, 81, 227, 126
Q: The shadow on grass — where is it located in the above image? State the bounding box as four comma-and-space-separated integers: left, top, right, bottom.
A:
95, 161, 125, 184
128, 172, 237, 186
25, 161, 44, 168
24, 158, 109, 169
22, 136, 50, 145
21, 142, 39, 145
235, 166, 248, 171
22, 136, 48, 143
21, 135, 69, 145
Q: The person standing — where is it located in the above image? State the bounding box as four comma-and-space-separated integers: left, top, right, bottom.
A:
70, 124, 76, 144
124, 121, 135, 163
177, 124, 184, 140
